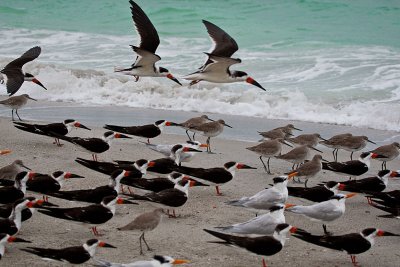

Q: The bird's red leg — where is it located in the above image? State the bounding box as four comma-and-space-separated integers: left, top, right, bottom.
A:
127, 187, 133, 195
120, 185, 125, 194
215, 186, 223, 196
350, 255, 359, 267
366, 197, 372, 205
262, 258, 267, 267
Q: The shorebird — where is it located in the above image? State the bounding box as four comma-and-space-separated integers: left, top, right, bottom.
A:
114, 1, 181, 85
0, 149, 11, 155
104, 120, 172, 144
14, 119, 91, 146
286, 154, 326, 187
0, 46, 47, 96
287, 133, 327, 147
38, 195, 136, 236
170, 115, 214, 140
21, 239, 116, 264
287, 193, 357, 235
204, 224, 301, 267
320, 133, 353, 161
369, 142, 400, 170
0, 197, 53, 222
276, 144, 322, 170
53, 131, 131, 161
258, 124, 301, 140
288, 181, 344, 202
0, 160, 31, 180
183, 20, 265, 91
293, 228, 399, 267
365, 190, 400, 207
339, 135, 376, 160
93, 255, 189, 267
246, 138, 293, 174
118, 208, 165, 255
0, 234, 30, 260
368, 198, 400, 218
0, 171, 35, 204
188, 119, 232, 153
145, 140, 208, 163
0, 94, 36, 121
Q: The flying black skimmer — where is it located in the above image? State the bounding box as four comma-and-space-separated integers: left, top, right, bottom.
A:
114, 1, 181, 85
276, 144, 323, 170
288, 181, 344, 202
293, 228, 400, 266
21, 239, 116, 264
0, 197, 54, 222
287, 193, 357, 235
369, 142, 400, 170
118, 208, 165, 255
337, 135, 376, 160
47, 169, 130, 204
144, 140, 207, 163
0, 159, 31, 180
0, 94, 37, 121
170, 114, 214, 140
258, 124, 301, 140
226, 176, 290, 211
53, 131, 131, 161
204, 224, 301, 267
287, 133, 327, 148
38, 195, 136, 236
183, 20, 265, 91
320, 133, 353, 161
0, 149, 11, 155
0, 46, 47, 96
93, 255, 189, 267
0, 171, 35, 204
14, 119, 91, 146
176, 161, 255, 195
322, 152, 383, 179
0, 233, 30, 260
104, 120, 172, 144
246, 138, 293, 174
286, 154, 326, 187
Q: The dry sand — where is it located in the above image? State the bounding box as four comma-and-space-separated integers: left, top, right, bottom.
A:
0, 115, 399, 267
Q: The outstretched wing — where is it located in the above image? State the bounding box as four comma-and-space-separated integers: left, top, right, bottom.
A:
202, 53, 242, 75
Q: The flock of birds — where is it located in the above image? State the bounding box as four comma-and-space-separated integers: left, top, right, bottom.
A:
0, 1, 399, 267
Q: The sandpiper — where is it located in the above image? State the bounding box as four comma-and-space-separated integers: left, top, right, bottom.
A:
0, 94, 36, 121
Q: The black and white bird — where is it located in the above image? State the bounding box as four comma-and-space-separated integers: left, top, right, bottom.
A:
0, 171, 35, 204
183, 20, 265, 91
0, 233, 31, 260
288, 181, 344, 202
145, 141, 208, 163
0, 197, 54, 222
93, 255, 189, 267
0, 46, 47, 95
114, 1, 181, 85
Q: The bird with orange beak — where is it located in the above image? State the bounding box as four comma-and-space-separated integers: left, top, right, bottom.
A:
94, 255, 189, 267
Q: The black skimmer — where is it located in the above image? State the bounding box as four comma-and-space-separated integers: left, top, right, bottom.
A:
93, 255, 189, 267
322, 152, 383, 178
0, 149, 11, 155
320, 133, 353, 161
246, 138, 293, 174
14, 119, 91, 146
287, 181, 344, 202
0, 197, 54, 222
369, 142, 400, 170
47, 169, 131, 204
0, 234, 30, 260
25, 171, 84, 195
0, 159, 30, 180
170, 114, 214, 141
145, 141, 208, 163
369, 201, 400, 218
53, 131, 131, 161
287, 133, 327, 148
286, 193, 357, 235
226, 176, 290, 211
118, 208, 165, 255
21, 239, 116, 264
276, 144, 323, 170
0, 46, 47, 96
337, 135, 376, 160
293, 228, 400, 266
365, 190, 400, 207
38, 195, 136, 236
258, 124, 301, 140
176, 161, 256, 195
104, 120, 172, 144
183, 20, 265, 91
114, 1, 181, 85
0, 94, 36, 121
286, 154, 326, 187
204, 224, 301, 267
0, 171, 35, 204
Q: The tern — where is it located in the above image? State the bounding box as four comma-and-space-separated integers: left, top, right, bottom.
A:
93, 255, 189, 267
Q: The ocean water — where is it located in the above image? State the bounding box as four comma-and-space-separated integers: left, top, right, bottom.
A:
1, 0, 400, 130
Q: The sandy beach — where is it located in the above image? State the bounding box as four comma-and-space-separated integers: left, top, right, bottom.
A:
0, 108, 399, 267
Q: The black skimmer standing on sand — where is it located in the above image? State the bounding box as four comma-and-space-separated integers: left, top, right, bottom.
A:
183, 20, 265, 91
276, 144, 323, 170
246, 138, 293, 174
368, 200, 400, 218
204, 224, 301, 267
365, 190, 400, 218
145, 140, 208, 163
226, 176, 290, 211
258, 124, 301, 140
293, 228, 400, 266
114, 1, 181, 85
369, 142, 400, 170
0, 233, 30, 260
176, 161, 256, 195
0, 171, 35, 204
0, 197, 54, 222
38, 195, 136, 236
53, 131, 131, 161
0, 46, 47, 96
21, 239, 116, 264
0, 149, 11, 155
118, 208, 165, 255
286, 193, 357, 235
0, 159, 30, 180
0, 94, 36, 121
320, 133, 353, 161
104, 120, 172, 144
287, 133, 327, 148
170, 114, 214, 141
287, 181, 344, 202
94, 255, 189, 267
286, 154, 326, 187
14, 119, 91, 146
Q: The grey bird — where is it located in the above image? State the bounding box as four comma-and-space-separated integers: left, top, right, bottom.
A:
0, 94, 37, 121
286, 154, 326, 187
1, 46, 47, 96
320, 133, 353, 161
276, 144, 323, 170
340, 135, 376, 160
118, 208, 165, 255
0, 160, 31, 180
369, 142, 400, 170
258, 124, 301, 140
170, 114, 214, 141
246, 139, 293, 174
287, 133, 327, 148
